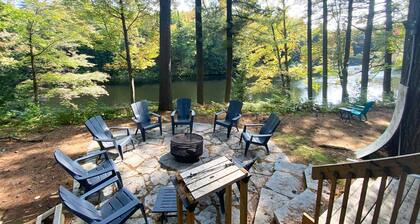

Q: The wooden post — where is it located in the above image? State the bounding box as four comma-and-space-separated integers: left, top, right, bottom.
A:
177, 191, 183, 224
239, 179, 248, 224
186, 210, 195, 224
225, 184, 232, 224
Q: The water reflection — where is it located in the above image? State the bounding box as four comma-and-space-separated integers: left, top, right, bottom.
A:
76, 66, 401, 106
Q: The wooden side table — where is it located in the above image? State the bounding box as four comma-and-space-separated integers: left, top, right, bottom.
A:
174, 156, 249, 224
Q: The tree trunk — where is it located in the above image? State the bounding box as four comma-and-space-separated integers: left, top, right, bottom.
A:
28, 25, 38, 104
225, 0, 233, 103
307, 0, 313, 100
389, 0, 420, 155
195, 0, 204, 104
340, 0, 353, 103
322, 0, 328, 105
282, 0, 290, 90
383, 0, 393, 98
119, 0, 135, 104
159, 0, 172, 111
270, 23, 283, 85
361, 0, 375, 102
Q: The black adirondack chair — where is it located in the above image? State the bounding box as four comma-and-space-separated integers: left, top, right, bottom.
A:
59, 176, 148, 224
216, 158, 257, 213
131, 100, 162, 141
213, 100, 243, 138
240, 113, 281, 156
85, 116, 135, 160
171, 98, 195, 135
54, 149, 122, 192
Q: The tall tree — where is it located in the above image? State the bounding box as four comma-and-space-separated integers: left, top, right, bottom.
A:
322, 0, 328, 104
307, 0, 313, 100
383, 0, 393, 98
196, 0, 204, 104
281, 0, 290, 89
340, 0, 353, 103
225, 0, 233, 102
159, 0, 172, 110
360, 0, 375, 102
13, 0, 93, 104
88, 0, 154, 104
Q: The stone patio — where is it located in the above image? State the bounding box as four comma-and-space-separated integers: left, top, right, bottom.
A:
73, 123, 323, 224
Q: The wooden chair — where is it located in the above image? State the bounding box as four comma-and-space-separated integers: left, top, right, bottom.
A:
213, 100, 243, 138
171, 98, 195, 135
54, 149, 122, 192
85, 116, 134, 160
131, 100, 162, 141
240, 113, 281, 156
59, 176, 148, 224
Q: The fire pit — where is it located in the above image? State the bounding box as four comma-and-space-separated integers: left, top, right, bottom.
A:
170, 133, 203, 163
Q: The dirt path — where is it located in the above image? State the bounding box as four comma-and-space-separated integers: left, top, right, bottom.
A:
0, 108, 393, 223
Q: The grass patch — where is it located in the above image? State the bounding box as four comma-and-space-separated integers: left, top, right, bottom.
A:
272, 133, 337, 165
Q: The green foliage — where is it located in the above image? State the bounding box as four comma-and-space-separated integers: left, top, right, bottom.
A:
17, 72, 109, 106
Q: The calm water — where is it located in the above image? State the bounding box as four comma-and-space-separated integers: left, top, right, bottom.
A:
77, 66, 401, 106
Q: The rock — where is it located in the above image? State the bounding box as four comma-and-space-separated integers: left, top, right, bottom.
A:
274, 160, 307, 176
253, 162, 274, 176
250, 174, 269, 189
196, 206, 217, 224
209, 143, 231, 156
266, 171, 304, 198
123, 153, 145, 168
304, 165, 317, 191
125, 176, 146, 195
150, 170, 170, 186
274, 189, 317, 224
194, 123, 213, 133
125, 217, 153, 224
254, 188, 290, 224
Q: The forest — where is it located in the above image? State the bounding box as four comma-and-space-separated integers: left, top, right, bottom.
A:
0, 0, 409, 134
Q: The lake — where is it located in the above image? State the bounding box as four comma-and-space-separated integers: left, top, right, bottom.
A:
78, 66, 401, 106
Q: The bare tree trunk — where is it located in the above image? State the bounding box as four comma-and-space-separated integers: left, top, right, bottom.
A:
361, 0, 375, 103
119, 0, 135, 104
159, 0, 172, 111
225, 0, 233, 103
195, 0, 204, 104
281, 0, 290, 89
28, 23, 38, 104
270, 23, 283, 85
322, 0, 328, 104
307, 0, 313, 100
383, 0, 393, 98
341, 0, 353, 103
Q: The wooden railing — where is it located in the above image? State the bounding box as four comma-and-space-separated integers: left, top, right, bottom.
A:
302, 152, 420, 224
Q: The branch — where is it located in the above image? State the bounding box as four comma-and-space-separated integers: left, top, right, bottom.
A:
34, 38, 62, 57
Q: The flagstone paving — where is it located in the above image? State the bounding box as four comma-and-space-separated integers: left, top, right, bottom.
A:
72, 123, 323, 224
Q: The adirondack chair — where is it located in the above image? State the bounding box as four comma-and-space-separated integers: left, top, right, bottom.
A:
54, 149, 122, 192
349, 101, 375, 121
216, 158, 257, 213
59, 176, 148, 224
85, 116, 135, 160
171, 98, 195, 135
240, 113, 281, 156
213, 100, 243, 138
131, 100, 162, 141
